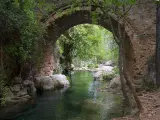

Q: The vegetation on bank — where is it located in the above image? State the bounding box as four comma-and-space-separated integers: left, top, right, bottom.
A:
0, 0, 44, 105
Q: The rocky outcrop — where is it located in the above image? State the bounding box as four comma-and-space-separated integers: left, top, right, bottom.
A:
35, 74, 69, 91
0, 74, 69, 119
92, 64, 115, 81
35, 76, 55, 90
0, 77, 36, 120
50, 74, 70, 88
7, 78, 36, 100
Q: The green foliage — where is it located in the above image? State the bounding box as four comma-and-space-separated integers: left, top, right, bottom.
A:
87, 64, 98, 68
104, 34, 119, 64
58, 24, 119, 69
103, 72, 116, 81
1, 0, 45, 63
113, 67, 119, 75
0, 0, 45, 103
1, 0, 44, 62
58, 24, 111, 62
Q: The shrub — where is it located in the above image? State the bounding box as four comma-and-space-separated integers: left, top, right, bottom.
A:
103, 72, 116, 81
113, 67, 119, 75
88, 64, 98, 68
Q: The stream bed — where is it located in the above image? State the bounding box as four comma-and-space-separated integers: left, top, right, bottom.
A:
15, 71, 123, 120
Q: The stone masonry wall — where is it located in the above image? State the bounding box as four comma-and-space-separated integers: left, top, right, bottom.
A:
40, 0, 156, 87
126, 0, 156, 86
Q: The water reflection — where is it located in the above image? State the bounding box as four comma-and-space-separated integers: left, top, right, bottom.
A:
16, 71, 123, 120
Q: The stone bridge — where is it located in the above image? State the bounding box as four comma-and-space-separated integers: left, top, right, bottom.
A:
39, 0, 156, 88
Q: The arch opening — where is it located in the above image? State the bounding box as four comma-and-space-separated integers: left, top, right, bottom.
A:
56, 24, 118, 74
40, 8, 134, 81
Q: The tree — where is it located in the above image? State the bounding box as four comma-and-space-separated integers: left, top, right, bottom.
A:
86, 0, 142, 111
58, 24, 111, 70
0, 0, 44, 105
156, 0, 160, 86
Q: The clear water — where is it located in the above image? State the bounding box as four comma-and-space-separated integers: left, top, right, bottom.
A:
15, 71, 123, 120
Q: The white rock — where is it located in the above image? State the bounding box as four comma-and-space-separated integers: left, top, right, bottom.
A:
92, 65, 114, 80
50, 74, 69, 88
93, 71, 103, 81
35, 74, 69, 91
35, 76, 54, 90
43, 76, 55, 90
99, 66, 113, 73
104, 60, 114, 66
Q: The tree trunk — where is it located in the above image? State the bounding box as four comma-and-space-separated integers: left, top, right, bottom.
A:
120, 24, 142, 111
123, 70, 142, 110
108, 15, 130, 107
118, 43, 130, 107
156, 2, 160, 86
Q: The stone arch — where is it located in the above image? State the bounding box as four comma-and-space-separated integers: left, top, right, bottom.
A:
40, 3, 155, 87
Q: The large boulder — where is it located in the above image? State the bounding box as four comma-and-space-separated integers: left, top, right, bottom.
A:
50, 74, 69, 88
0, 78, 36, 120
93, 71, 103, 81
35, 74, 69, 91
23, 80, 36, 96
35, 76, 55, 91
93, 65, 114, 81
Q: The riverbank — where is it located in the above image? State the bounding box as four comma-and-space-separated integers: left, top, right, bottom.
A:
14, 71, 124, 120
112, 90, 160, 120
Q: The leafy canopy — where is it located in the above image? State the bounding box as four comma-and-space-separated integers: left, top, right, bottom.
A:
58, 24, 118, 64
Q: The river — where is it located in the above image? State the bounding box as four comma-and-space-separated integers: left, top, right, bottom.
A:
15, 71, 123, 120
